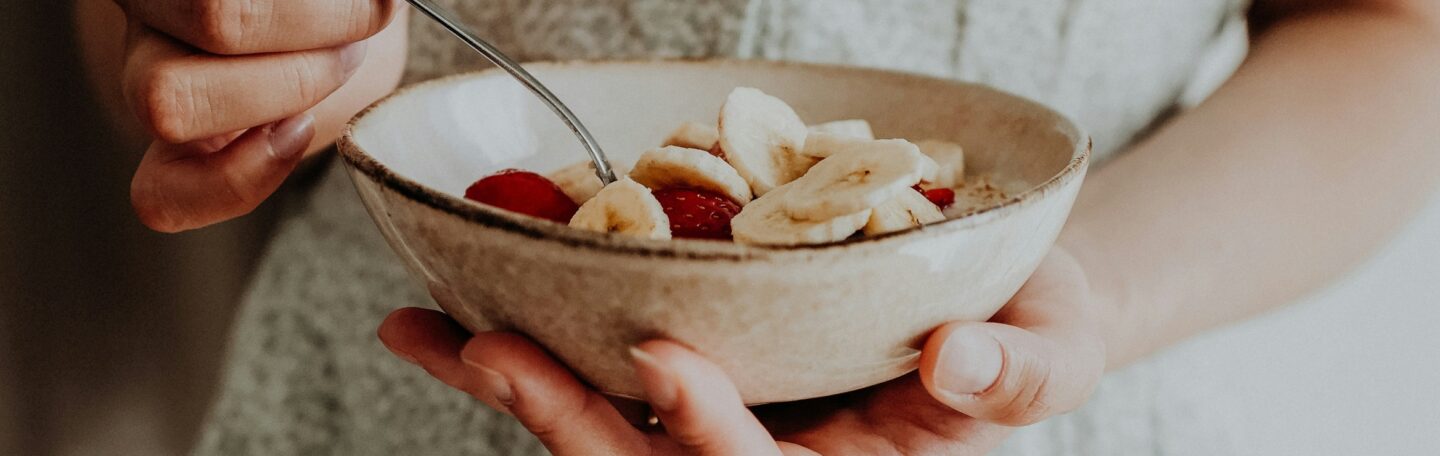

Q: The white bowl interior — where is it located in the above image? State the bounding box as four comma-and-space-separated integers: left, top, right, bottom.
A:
352, 62, 1082, 203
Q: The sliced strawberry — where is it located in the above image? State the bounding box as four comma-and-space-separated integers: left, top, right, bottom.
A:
921, 187, 956, 210
465, 169, 579, 223
652, 188, 742, 240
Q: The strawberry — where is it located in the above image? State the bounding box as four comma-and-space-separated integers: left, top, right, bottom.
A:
652, 188, 742, 240
465, 169, 579, 223
921, 188, 956, 210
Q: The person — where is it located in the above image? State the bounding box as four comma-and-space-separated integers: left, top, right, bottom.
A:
80, 0, 1440, 454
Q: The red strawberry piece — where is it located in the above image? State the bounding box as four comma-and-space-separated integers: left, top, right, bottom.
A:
707, 142, 728, 160
921, 187, 956, 210
652, 188, 742, 240
464, 169, 579, 223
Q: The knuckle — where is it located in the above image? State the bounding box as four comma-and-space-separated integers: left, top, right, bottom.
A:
132, 63, 198, 143
288, 54, 328, 103
995, 364, 1055, 426
671, 427, 721, 451
192, 0, 256, 54
350, 0, 397, 40
516, 412, 562, 442
1004, 396, 1054, 426
218, 165, 266, 214
513, 392, 597, 444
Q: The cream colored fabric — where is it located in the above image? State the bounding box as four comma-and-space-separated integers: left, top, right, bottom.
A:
405, 0, 1251, 160
194, 1, 1254, 454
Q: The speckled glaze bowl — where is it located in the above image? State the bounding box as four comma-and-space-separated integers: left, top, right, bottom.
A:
338, 60, 1089, 404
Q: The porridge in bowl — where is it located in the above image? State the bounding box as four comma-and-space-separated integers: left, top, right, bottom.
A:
461, 87, 1015, 246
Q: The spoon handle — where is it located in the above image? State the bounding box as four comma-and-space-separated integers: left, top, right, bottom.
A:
405, 0, 618, 185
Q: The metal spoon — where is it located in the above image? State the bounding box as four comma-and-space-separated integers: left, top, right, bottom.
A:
405, 0, 618, 185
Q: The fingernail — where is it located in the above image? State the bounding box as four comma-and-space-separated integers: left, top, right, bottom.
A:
630, 346, 679, 412
268, 114, 315, 160
340, 41, 370, 77
936, 327, 1004, 396
472, 364, 515, 407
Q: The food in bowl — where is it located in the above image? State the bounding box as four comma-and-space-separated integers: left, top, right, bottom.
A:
337, 60, 1090, 403
462, 87, 1005, 245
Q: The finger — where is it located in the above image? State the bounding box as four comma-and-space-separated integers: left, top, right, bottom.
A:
461, 333, 652, 455
764, 377, 1009, 455
116, 0, 396, 55
919, 322, 1103, 426
919, 251, 1106, 426
130, 113, 313, 232
123, 26, 367, 144
631, 341, 785, 456
377, 308, 522, 414
603, 395, 660, 428
376, 308, 472, 385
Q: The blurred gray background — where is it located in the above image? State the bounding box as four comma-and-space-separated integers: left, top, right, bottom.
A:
2, 2, 279, 454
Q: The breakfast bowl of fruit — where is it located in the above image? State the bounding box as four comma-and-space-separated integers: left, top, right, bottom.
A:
337, 60, 1089, 404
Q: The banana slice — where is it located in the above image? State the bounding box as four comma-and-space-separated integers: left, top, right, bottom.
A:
786, 132, 849, 178
803, 134, 939, 183
548, 161, 607, 204
863, 189, 947, 236
732, 186, 872, 246
799, 132, 856, 160
782, 139, 929, 221
809, 119, 874, 140
629, 146, 754, 204
569, 178, 672, 240
916, 140, 966, 188
717, 87, 809, 196
662, 122, 721, 151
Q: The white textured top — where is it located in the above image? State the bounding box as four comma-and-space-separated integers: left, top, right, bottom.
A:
195, 1, 1256, 454
405, 0, 1251, 159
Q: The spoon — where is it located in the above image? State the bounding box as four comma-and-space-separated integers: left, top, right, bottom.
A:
405, 0, 619, 185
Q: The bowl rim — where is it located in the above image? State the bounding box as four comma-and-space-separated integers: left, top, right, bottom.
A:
337, 59, 1091, 261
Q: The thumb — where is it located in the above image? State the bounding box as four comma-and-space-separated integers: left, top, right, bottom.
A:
917, 249, 1106, 426
919, 321, 1104, 425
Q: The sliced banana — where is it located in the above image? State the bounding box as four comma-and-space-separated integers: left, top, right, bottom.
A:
863, 189, 947, 236
662, 122, 720, 151
717, 87, 809, 197
799, 132, 857, 160
782, 139, 929, 221
787, 132, 848, 178
916, 140, 966, 188
802, 134, 939, 183
808, 119, 874, 140
629, 146, 754, 204
548, 161, 607, 205
732, 186, 872, 246
569, 178, 672, 240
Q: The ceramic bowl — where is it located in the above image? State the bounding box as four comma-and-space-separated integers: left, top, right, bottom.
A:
338, 60, 1090, 404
